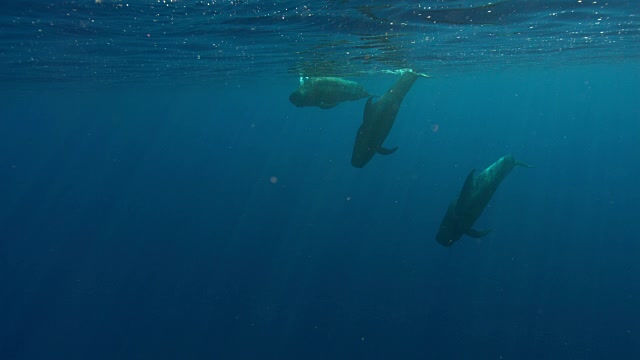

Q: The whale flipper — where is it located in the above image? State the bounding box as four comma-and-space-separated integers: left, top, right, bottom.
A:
319, 102, 337, 109
377, 146, 398, 155
466, 228, 492, 238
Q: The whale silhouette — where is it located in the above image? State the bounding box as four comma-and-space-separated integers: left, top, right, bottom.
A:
351, 71, 419, 168
436, 154, 535, 247
289, 77, 371, 109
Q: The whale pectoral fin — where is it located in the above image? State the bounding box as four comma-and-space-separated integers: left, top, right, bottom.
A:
467, 228, 492, 238
319, 102, 337, 109
377, 146, 398, 155
457, 169, 476, 207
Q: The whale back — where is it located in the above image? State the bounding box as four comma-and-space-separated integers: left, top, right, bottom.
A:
472, 155, 521, 202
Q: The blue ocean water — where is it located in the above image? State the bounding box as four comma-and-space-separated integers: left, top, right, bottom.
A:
1, 1, 640, 359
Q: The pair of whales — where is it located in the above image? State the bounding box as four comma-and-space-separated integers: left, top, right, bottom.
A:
289, 71, 422, 168
289, 72, 534, 246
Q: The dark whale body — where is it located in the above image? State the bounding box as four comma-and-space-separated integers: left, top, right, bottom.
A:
436, 154, 534, 247
351, 71, 419, 168
289, 77, 371, 109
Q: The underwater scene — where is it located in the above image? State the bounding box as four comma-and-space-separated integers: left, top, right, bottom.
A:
1, 1, 640, 359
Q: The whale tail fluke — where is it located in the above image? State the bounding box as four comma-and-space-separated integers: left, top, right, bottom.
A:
415, 72, 432, 78
515, 160, 536, 168
378, 68, 433, 78
466, 228, 492, 238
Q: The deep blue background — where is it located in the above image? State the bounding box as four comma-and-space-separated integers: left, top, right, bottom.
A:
1, 64, 639, 359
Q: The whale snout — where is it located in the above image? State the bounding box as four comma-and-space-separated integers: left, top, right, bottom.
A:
289, 91, 305, 107
350, 157, 365, 168
435, 224, 458, 247
350, 143, 374, 168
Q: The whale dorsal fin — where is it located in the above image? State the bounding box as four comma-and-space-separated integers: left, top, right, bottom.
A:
458, 169, 476, 207
377, 146, 398, 155
467, 228, 492, 238
363, 96, 374, 114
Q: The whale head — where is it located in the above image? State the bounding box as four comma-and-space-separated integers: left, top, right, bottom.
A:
288, 90, 306, 107
435, 224, 458, 247
351, 133, 376, 168
435, 202, 464, 246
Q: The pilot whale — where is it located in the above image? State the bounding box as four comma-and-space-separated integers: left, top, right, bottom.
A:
435, 154, 535, 247
351, 71, 419, 168
289, 77, 371, 109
